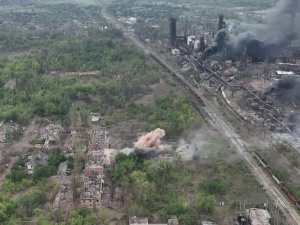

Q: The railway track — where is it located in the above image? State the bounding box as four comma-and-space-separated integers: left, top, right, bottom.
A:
148, 53, 300, 225
254, 152, 300, 209
149, 53, 205, 107
149, 54, 300, 225
102, 8, 300, 225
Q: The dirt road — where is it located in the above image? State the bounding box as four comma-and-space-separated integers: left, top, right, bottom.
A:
0, 120, 36, 186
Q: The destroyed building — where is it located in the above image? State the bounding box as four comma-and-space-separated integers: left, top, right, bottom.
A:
0, 132, 5, 143
129, 216, 149, 225
129, 216, 178, 225
80, 130, 109, 209
57, 161, 69, 177
64, 131, 76, 152
80, 159, 105, 209
202, 222, 215, 225
88, 130, 109, 151
91, 113, 101, 122
247, 208, 271, 225
52, 181, 72, 210
34, 124, 63, 146
25, 151, 48, 174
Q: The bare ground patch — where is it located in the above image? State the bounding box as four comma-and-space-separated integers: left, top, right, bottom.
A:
109, 119, 148, 149
136, 78, 176, 106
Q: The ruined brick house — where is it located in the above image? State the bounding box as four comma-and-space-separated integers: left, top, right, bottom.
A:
64, 131, 76, 152
80, 189, 102, 208
25, 151, 48, 174
80, 130, 108, 209
88, 130, 109, 151
84, 167, 104, 181
129, 216, 179, 225
80, 169, 104, 208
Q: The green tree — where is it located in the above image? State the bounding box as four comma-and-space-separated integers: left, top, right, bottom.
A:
275, 140, 290, 153
47, 148, 67, 168
18, 189, 47, 216
0, 204, 8, 224
1, 179, 16, 193
288, 152, 299, 167
131, 171, 156, 206
202, 179, 228, 195
197, 192, 215, 213
45, 102, 56, 116
32, 165, 57, 182
178, 209, 198, 225
150, 160, 174, 201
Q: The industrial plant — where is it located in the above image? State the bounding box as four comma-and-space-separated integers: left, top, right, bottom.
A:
2, 0, 300, 224
167, 0, 300, 152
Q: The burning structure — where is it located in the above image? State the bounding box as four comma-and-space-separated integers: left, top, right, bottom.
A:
267, 75, 300, 104
203, 0, 300, 61
163, 0, 300, 152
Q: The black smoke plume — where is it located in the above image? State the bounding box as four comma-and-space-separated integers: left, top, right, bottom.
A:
132, 147, 172, 159
203, 0, 300, 60
267, 75, 300, 104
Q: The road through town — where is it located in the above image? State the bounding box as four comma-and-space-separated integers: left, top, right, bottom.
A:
102, 8, 300, 225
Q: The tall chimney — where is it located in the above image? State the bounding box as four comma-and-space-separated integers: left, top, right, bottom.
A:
169, 17, 177, 47
218, 14, 224, 31
199, 36, 206, 52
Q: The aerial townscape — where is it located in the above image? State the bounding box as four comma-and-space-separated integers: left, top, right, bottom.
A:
1, 0, 300, 224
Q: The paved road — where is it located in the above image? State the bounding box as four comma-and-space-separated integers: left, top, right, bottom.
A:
102, 9, 300, 224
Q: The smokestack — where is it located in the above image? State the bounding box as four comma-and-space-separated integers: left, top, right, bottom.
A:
184, 20, 188, 44
199, 36, 206, 52
169, 17, 177, 47
218, 14, 224, 31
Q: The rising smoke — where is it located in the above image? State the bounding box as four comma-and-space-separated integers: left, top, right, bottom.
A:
121, 128, 171, 159
203, 0, 300, 60
267, 75, 300, 104
136, 128, 166, 150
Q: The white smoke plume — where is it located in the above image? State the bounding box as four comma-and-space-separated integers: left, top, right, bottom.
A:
136, 128, 166, 150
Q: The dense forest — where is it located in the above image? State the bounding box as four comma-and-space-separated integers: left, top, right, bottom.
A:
0, 36, 157, 122
0, 32, 199, 138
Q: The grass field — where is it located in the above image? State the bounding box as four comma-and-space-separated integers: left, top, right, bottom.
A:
43, 0, 100, 6
0, 0, 100, 13
0, 6, 50, 13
